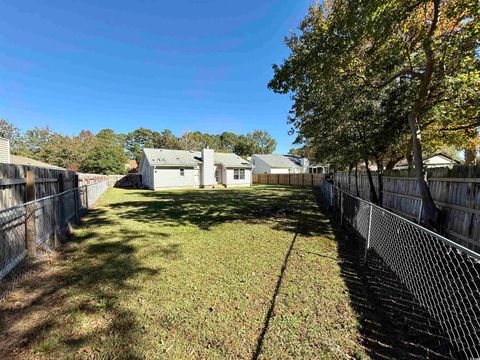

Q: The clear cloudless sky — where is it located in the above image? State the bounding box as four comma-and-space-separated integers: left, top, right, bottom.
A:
0, 0, 313, 153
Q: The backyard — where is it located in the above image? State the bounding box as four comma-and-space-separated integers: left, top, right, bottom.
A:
1, 186, 387, 359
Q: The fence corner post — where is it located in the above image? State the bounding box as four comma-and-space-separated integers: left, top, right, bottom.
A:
364, 204, 373, 265
25, 169, 36, 257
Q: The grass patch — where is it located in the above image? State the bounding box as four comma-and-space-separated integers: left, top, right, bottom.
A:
0, 186, 366, 359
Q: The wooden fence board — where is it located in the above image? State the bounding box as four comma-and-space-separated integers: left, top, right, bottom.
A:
0, 164, 114, 209
334, 171, 480, 252
252, 173, 324, 187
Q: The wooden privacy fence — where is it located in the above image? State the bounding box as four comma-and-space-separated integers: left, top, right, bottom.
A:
0, 179, 109, 290
106, 173, 142, 188
252, 173, 325, 187
0, 163, 136, 210
334, 168, 480, 252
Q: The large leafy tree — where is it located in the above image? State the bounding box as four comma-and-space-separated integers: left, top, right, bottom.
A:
83, 129, 127, 175
269, 0, 479, 228
0, 119, 20, 144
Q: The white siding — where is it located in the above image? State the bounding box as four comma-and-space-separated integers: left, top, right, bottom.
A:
225, 168, 251, 187
0, 138, 10, 164
251, 155, 300, 174
251, 155, 273, 174
270, 168, 291, 174
153, 167, 196, 189
140, 158, 155, 190
424, 155, 456, 168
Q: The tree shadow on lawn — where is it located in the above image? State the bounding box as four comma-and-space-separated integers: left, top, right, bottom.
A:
0, 207, 175, 359
110, 186, 332, 237
0, 186, 329, 359
313, 189, 455, 359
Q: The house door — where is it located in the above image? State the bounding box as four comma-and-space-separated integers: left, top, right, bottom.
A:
215, 168, 220, 184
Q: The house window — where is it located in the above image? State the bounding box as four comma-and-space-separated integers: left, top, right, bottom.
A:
234, 169, 245, 180
180, 168, 185, 176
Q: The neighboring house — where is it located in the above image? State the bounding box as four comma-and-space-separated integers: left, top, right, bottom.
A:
10, 155, 65, 169
251, 154, 329, 174
139, 148, 251, 189
0, 138, 10, 164
0, 139, 64, 169
394, 153, 460, 170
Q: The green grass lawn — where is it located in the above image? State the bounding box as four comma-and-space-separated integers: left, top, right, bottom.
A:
1, 186, 366, 359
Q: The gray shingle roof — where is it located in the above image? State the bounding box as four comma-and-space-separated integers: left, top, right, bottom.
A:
214, 152, 251, 168
143, 148, 251, 168
143, 149, 201, 167
10, 155, 65, 170
253, 154, 303, 168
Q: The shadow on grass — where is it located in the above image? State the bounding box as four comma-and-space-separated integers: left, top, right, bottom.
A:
109, 186, 331, 237
1, 185, 328, 359
313, 188, 454, 359
0, 206, 175, 359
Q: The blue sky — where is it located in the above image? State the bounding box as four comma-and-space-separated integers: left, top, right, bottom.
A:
0, 0, 313, 153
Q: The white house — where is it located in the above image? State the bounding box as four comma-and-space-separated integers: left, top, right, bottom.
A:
251, 154, 329, 174
139, 148, 252, 190
394, 153, 460, 170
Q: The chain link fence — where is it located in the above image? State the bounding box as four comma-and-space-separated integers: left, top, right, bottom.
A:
0, 181, 108, 299
318, 181, 480, 359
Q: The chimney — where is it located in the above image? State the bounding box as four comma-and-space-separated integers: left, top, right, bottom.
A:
0, 137, 11, 164
200, 148, 215, 187
299, 157, 308, 167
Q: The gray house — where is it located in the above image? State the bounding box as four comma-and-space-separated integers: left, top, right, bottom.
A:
251, 154, 329, 174
139, 148, 252, 190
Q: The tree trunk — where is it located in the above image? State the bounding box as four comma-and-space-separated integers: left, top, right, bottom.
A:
375, 157, 384, 207
406, 139, 414, 174
406, 0, 441, 230
385, 155, 403, 171
364, 158, 379, 204
354, 164, 360, 197
464, 146, 476, 165
348, 164, 353, 192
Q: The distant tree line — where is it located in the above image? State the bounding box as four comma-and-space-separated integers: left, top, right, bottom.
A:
269, 0, 479, 229
0, 119, 277, 174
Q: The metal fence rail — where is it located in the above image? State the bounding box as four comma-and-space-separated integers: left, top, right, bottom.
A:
0, 181, 108, 298
318, 181, 480, 359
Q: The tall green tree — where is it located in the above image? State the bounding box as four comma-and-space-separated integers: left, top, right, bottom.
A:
83, 129, 127, 175
0, 118, 20, 144
269, 0, 479, 228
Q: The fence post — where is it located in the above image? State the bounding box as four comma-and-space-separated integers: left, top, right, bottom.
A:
340, 190, 344, 224
52, 193, 61, 248
74, 174, 80, 224
417, 198, 423, 224
330, 184, 334, 209
25, 169, 36, 256
364, 204, 373, 265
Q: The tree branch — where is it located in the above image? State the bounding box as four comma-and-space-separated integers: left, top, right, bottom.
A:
440, 121, 480, 131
